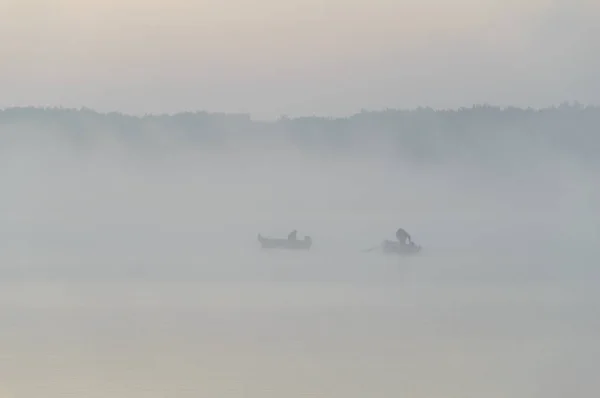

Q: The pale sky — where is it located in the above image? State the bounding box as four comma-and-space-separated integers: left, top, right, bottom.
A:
1, 0, 598, 119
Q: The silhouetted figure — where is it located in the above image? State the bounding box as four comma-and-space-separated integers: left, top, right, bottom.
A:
288, 230, 297, 240
396, 228, 412, 245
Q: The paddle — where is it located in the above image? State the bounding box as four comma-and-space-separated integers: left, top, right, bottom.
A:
362, 245, 379, 252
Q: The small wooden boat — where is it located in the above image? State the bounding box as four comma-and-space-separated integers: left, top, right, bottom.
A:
257, 234, 313, 250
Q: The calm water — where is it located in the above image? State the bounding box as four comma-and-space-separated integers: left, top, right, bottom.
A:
1, 148, 598, 397
0, 239, 598, 398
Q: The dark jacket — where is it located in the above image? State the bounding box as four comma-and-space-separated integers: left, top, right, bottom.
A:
396, 228, 411, 243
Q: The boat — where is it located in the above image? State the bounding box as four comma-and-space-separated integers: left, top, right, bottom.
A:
381, 240, 422, 255
364, 240, 422, 255
257, 234, 313, 250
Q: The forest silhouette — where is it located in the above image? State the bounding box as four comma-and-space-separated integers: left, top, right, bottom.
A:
1, 102, 598, 170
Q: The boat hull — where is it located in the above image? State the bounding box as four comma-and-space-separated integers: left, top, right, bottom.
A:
381, 240, 422, 256
258, 234, 312, 250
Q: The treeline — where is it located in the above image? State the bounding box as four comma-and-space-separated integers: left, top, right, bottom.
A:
1, 103, 599, 167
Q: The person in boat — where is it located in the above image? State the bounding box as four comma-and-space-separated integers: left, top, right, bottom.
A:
288, 230, 298, 240
395, 228, 413, 245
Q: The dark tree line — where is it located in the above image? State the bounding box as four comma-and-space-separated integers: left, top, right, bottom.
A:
1, 103, 599, 168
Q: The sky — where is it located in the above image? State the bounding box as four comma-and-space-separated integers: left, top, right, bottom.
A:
1, 0, 599, 119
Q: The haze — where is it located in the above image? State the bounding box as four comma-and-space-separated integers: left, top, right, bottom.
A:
1, 107, 599, 397
2, 0, 600, 118
1, 0, 600, 396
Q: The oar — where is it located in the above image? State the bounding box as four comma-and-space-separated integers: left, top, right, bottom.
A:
362, 245, 379, 252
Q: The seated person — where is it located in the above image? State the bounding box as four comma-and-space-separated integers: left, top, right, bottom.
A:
395, 228, 413, 245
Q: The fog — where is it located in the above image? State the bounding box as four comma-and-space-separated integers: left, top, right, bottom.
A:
1, 118, 599, 397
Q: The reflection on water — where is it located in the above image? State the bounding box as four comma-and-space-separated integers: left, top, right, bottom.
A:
0, 246, 598, 398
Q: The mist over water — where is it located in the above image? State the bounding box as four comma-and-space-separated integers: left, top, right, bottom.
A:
1, 113, 599, 397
